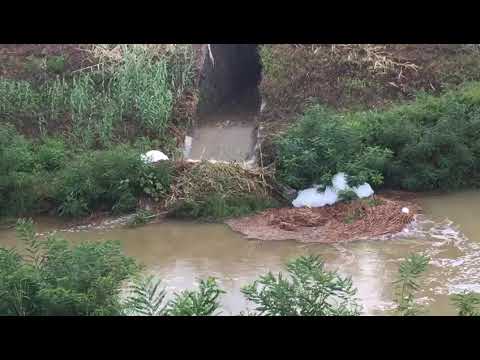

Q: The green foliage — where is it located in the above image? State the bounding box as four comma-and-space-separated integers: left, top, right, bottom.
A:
337, 189, 359, 202
124, 276, 224, 316
357, 83, 480, 190
0, 124, 41, 216
170, 194, 279, 221
259, 46, 285, 79
241, 255, 361, 316
277, 83, 480, 192
392, 253, 430, 316
139, 163, 173, 202
166, 278, 225, 316
124, 275, 167, 316
275, 105, 392, 190
36, 137, 67, 171
0, 78, 40, 117
0, 124, 173, 218
0, 45, 196, 150
451, 291, 480, 316
0, 219, 138, 315
46, 56, 66, 74
54, 147, 173, 217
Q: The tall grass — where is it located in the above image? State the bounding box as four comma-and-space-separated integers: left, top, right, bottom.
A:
0, 45, 196, 151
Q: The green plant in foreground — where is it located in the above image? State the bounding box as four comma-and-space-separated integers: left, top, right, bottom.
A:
451, 291, 480, 316
393, 253, 430, 316
241, 255, 361, 316
125, 276, 224, 316
124, 275, 167, 316
166, 278, 225, 316
0, 219, 138, 315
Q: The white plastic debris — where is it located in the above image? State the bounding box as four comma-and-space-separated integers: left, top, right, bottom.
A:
353, 183, 374, 198
141, 150, 169, 164
292, 172, 375, 208
401, 207, 410, 214
292, 186, 338, 208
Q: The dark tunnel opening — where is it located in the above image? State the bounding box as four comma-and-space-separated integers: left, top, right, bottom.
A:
197, 44, 262, 117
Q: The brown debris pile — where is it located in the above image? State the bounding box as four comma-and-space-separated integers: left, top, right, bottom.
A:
165, 161, 274, 207
226, 196, 420, 243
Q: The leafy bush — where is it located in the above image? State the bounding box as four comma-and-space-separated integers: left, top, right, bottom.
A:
392, 253, 430, 316
124, 276, 224, 316
139, 162, 173, 202
0, 219, 138, 315
241, 255, 361, 316
165, 278, 225, 316
0, 124, 42, 216
275, 105, 392, 190
54, 147, 173, 217
277, 83, 480, 192
337, 189, 359, 202
46, 55, 66, 74
358, 85, 480, 190
36, 137, 67, 171
451, 291, 480, 316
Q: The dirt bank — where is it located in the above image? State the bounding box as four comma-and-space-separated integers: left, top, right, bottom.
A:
226, 195, 420, 243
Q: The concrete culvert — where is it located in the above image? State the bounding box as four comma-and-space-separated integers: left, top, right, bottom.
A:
186, 44, 263, 164
197, 44, 262, 116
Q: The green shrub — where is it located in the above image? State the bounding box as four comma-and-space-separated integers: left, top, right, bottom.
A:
54, 147, 173, 217
139, 162, 173, 202
451, 291, 480, 316
241, 255, 361, 316
46, 55, 66, 74
165, 278, 225, 316
0, 124, 42, 216
277, 82, 480, 192
36, 138, 67, 171
0, 219, 138, 315
392, 253, 430, 316
338, 189, 359, 202
275, 105, 392, 189
170, 194, 279, 221
0, 124, 35, 173
357, 83, 480, 190
124, 275, 224, 316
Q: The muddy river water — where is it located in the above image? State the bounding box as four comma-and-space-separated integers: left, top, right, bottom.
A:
1, 191, 479, 315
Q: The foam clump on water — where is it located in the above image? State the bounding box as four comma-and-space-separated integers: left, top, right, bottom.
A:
141, 150, 169, 164
292, 172, 374, 208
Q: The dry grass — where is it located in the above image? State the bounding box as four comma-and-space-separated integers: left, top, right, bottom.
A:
74, 44, 193, 73
166, 161, 274, 207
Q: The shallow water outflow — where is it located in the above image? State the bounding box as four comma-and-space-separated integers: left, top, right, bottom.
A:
1, 191, 479, 315
187, 112, 256, 162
